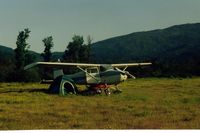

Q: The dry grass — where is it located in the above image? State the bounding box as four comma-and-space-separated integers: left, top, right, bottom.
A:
0, 78, 200, 129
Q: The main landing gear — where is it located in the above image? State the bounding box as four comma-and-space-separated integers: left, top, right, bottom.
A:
86, 84, 122, 95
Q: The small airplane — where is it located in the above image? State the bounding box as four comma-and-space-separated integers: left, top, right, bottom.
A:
24, 61, 152, 95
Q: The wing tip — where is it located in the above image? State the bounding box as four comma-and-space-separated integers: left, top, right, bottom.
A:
24, 62, 40, 70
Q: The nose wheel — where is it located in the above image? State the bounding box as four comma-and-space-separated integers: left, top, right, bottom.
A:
104, 88, 111, 95
85, 84, 112, 95
85, 84, 122, 95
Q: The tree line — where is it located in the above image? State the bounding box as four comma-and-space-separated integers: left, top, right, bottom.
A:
0, 28, 92, 82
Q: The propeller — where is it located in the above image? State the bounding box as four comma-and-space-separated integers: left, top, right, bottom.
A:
115, 67, 136, 79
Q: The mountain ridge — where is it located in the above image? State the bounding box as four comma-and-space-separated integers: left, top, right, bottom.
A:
91, 23, 200, 64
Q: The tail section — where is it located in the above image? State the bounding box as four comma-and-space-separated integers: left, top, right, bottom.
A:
53, 69, 64, 79
53, 59, 64, 79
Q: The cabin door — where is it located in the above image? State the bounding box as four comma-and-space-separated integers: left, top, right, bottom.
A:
86, 67, 101, 84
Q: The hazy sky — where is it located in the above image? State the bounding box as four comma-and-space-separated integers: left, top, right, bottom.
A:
0, 0, 200, 52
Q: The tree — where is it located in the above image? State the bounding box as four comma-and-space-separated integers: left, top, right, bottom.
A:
63, 35, 84, 62
63, 35, 92, 63
15, 28, 31, 70
41, 36, 54, 62
13, 28, 41, 82
86, 35, 93, 62
0, 51, 15, 81
13, 28, 31, 81
87, 35, 93, 45
79, 44, 89, 62
41, 36, 54, 80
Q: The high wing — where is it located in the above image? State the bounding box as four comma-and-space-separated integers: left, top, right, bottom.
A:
24, 62, 152, 70
24, 62, 101, 70
111, 62, 152, 68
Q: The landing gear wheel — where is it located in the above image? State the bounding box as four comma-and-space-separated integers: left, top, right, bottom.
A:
96, 89, 102, 94
61, 81, 77, 95
104, 88, 111, 95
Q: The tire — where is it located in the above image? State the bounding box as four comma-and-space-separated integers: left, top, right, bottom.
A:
61, 81, 77, 95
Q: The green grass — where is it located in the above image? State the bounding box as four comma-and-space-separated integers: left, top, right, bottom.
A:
0, 78, 200, 129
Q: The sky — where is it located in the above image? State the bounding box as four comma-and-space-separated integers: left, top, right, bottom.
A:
0, 0, 200, 52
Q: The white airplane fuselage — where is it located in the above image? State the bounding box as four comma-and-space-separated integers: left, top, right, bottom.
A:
66, 69, 127, 85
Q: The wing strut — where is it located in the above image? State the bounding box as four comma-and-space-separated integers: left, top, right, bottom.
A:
123, 66, 128, 71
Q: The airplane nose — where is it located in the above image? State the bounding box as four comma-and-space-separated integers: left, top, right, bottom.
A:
120, 74, 127, 81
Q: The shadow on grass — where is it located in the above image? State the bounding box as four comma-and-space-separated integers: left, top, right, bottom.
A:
0, 88, 50, 94
0, 88, 102, 96
0, 88, 122, 96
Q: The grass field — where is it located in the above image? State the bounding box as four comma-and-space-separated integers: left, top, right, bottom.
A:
0, 78, 200, 129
